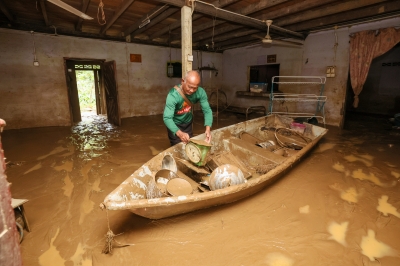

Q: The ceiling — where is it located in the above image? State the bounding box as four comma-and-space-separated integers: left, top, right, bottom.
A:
0, 0, 399, 51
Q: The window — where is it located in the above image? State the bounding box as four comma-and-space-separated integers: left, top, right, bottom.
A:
248, 64, 280, 92
166, 62, 182, 78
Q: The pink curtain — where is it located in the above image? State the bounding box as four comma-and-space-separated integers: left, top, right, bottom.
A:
349, 27, 400, 108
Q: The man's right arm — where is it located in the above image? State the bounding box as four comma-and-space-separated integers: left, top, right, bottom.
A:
163, 93, 180, 134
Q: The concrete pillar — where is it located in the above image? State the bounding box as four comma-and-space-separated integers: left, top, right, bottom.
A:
181, 5, 192, 77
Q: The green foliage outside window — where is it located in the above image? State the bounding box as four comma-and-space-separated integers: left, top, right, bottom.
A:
76, 70, 96, 111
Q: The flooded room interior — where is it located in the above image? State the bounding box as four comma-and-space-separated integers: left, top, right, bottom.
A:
0, 1, 400, 265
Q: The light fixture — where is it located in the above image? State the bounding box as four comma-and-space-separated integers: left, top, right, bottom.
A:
31, 31, 39, 67
139, 16, 150, 29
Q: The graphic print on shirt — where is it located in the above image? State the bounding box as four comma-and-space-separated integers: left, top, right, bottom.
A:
176, 101, 192, 115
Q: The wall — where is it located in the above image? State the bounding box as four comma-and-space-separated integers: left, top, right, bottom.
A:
221, 44, 304, 109
301, 28, 350, 126
0, 29, 222, 129
221, 17, 400, 127
302, 17, 400, 126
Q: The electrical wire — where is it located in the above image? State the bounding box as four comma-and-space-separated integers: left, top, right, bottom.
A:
211, 9, 217, 50
333, 26, 338, 68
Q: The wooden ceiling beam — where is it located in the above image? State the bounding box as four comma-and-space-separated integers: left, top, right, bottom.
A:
191, 0, 291, 36
153, 0, 305, 39
193, 24, 243, 42
274, 0, 389, 28
287, 1, 400, 32
39, 0, 50, 26
200, 28, 260, 46
132, 7, 180, 37
213, 34, 259, 48
0, 0, 14, 22
100, 0, 136, 35
149, 0, 240, 40
76, 0, 91, 31
191, 0, 337, 42
123, 4, 170, 36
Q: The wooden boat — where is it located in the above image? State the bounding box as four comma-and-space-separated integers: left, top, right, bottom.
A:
101, 115, 328, 219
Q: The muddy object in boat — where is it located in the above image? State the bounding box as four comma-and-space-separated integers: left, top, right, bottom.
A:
153, 169, 179, 197
161, 154, 177, 173
256, 140, 276, 149
207, 151, 252, 179
209, 164, 247, 191
166, 178, 193, 196
185, 139, 212, 167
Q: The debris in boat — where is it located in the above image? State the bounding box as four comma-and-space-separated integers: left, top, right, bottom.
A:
254, 163, 277, 175
146, 179, 164, 199
161, 154, 177, 173
166, 178, 193, 196
175, 157, 210, 174
207, 151, 252, 179
155, 169, 178, 195
274, 128, 311, 149
185, 139, 212, 166
209, 164, 247, 190
255, 140, 276, 149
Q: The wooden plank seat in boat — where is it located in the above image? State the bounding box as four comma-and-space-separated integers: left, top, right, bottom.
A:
224, 137, 286, 164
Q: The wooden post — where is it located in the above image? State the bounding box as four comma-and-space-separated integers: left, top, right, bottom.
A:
181, 5, 192, 77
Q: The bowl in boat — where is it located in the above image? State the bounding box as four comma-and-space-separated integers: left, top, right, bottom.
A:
209, 164, 246, 191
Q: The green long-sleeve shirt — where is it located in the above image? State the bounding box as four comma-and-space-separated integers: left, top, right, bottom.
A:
163, 85, 213, 134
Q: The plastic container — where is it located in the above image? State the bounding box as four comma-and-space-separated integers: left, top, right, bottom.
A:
290, 122, 306, 134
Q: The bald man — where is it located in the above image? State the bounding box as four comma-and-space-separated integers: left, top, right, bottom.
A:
163, 70, 213, 146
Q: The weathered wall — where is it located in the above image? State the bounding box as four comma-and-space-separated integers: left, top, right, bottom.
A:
0, 29, 222, 129
221, 44, 303, 108
354, 44, 400, 115
301, 28, 350, 126
221, 17, 400, 127
302, 17, 400, 126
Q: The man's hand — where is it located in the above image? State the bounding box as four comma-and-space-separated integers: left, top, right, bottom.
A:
205, 126, 212, 143
176, 130, 190, 144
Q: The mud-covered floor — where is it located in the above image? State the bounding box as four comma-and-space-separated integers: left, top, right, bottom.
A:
3, 111, 400, 266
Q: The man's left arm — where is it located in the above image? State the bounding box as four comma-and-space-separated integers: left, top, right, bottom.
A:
198, 88, 213, 143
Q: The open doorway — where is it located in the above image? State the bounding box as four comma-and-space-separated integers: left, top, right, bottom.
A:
76, 69, 97, 117
64, 59, 121, 126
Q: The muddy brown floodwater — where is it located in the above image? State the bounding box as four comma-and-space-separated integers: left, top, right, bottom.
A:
3, 112, 400, 266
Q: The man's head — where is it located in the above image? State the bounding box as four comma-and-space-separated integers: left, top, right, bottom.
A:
182, 70, 201, 95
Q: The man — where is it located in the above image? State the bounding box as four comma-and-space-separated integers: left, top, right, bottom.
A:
163, 70, 213, 146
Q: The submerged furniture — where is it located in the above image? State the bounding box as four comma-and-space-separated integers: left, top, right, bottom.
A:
268, 76, 327, 125
209, 90, 266, 120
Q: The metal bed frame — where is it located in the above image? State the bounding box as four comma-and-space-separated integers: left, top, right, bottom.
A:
268, 76, 327, 125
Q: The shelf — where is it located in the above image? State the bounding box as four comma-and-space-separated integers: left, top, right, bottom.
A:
268, 76, 327, 126
236, 91, 271, 98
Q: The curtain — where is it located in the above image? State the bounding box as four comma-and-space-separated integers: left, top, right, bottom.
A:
349, 27, 400, 108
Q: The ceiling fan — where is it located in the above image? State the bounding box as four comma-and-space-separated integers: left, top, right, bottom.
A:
47, 0, 93, 20
249, 20, 304, 48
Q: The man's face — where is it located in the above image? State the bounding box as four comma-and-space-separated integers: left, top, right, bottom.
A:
182, 75, 200, 95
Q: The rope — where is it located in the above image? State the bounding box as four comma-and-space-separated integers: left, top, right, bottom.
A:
102, 208, 135, 254
98, 0, 106, 26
